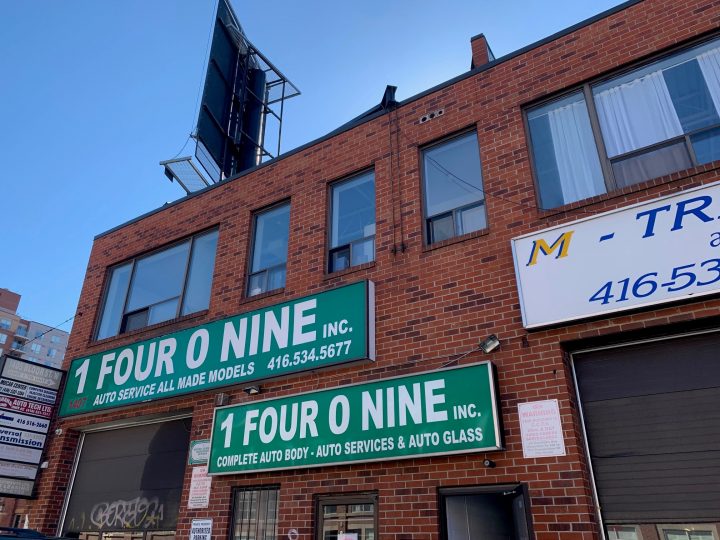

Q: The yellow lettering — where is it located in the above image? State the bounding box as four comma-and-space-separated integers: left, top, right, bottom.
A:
526, 231, 574, 266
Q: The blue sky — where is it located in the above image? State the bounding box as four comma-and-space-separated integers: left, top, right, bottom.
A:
0, 0, 622, 331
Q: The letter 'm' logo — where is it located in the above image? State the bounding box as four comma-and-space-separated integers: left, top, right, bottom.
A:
526, 230, 574, 266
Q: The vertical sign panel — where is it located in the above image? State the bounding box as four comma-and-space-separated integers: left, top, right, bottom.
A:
0, 355, 62, 498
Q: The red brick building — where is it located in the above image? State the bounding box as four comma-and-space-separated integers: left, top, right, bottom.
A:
26, 0, 720, 539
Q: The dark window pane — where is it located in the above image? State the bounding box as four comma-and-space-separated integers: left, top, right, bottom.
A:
444, 490, 530, 540
331, 172, 375, 249
329, 247, 350, 273
664, 59, 720, 133
691, 126, 720, 164
611, 141, 692, 187
429, 214, 454, 243
528, 114, 564, 209
232, 489, 279, 540
122, 309, 149, 333
126, 243, 190, 313
181, 230, 219, 315
251, 204, 290, 273
423, 133, 484, 218
97, 263, 132, 340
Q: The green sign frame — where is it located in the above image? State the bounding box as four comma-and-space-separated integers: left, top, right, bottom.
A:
207, 362, 502, 475
59, 281, 375, 417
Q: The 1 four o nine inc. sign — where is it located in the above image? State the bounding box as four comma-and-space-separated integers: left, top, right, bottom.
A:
207, 363, 501, 475
60, 281, 375, 416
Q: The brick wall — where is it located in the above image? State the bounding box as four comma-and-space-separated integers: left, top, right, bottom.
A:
29, 0, 720, 539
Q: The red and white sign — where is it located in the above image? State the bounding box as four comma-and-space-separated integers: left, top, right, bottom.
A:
0, 396, 53, 419
518, 399, 567, 459
188, 466, 212, 509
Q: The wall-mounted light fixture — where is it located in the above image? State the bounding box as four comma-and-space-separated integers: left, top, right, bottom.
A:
479, 334, 500, 354
483, 459, 496, 468
243, 385, 261, 396
215, 392, 230, 406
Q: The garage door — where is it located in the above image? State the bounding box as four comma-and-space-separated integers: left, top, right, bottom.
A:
574, 331, 720, 531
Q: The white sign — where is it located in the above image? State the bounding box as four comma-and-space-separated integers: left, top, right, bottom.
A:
0, 477, 33, 497
0, 427, 45, 449
2, 358, 62, 390
0, 411, 50, 434
0, 442, 42, 464
190, 519, 212, 540
518, 399, 566, 458
512, 183, 720, 328
0, 378, 57, 404
0, 460, 37, 480
188, 440, 210, 465
188, 466, 212, 509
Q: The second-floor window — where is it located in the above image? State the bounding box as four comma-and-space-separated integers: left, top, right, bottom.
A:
422, 131, 487, 244
0, 319, 10, 330
328, 171, 376, 272
30, 343, 42, 354
96, 229, 219, 340
248, 203, 290, 297
528, 37, 720, 209
0, 334, 6, 345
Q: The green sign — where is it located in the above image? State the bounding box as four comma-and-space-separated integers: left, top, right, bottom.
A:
189, 439, 210, 465
59, 281, 375, 417
207, 362, 501, 475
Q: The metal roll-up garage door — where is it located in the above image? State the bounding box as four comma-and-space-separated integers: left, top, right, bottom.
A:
62, 417, 191, 539
574, 331, 720, 527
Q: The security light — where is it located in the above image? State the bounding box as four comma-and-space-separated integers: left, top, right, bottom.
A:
244, 385, 261, 396
479, 334, 500, 354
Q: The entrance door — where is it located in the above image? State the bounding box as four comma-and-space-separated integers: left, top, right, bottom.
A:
439, 484, 532, 540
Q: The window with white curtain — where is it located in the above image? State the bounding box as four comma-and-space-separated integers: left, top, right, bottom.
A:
527, 37, 720, 209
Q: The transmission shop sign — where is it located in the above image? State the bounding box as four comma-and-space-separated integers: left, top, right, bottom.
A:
60, 281, 375, 416
0, 355, 62, 498
512, 183, 720, 328
208, 362, 501, 475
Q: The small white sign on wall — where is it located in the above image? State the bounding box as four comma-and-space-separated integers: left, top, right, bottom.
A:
518, 399, 566, 459
190, 519, 212, 540
188, 466, 212, 509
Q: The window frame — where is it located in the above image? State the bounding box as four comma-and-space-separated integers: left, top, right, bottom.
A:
94, 227, 219, 340
524, 33, 720, 211
419, 129, 488, 245
229, 485, 280, 540
657, 524, 720, 540
437, 483, 534, 540
315, 492, 378, 540
326, 168, 377, 274
246, 200, 291, 298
